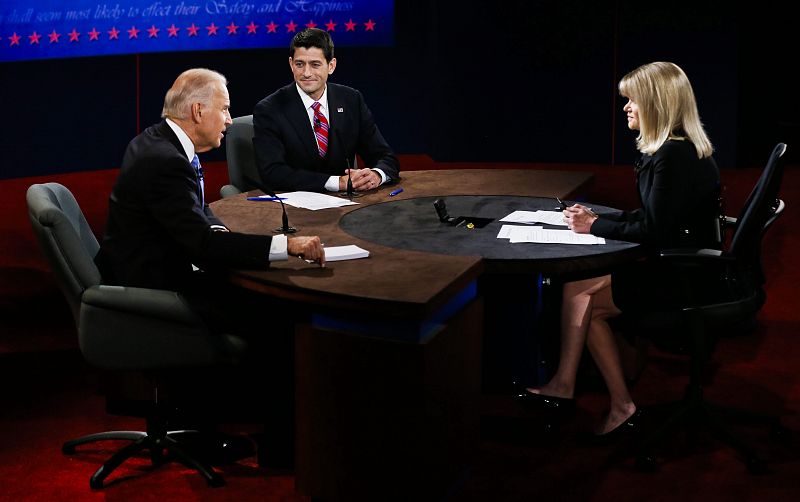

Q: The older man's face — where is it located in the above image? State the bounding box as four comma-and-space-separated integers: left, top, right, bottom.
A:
195, 83, 232, 153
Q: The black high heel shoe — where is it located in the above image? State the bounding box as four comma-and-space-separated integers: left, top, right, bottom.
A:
516, 390, 576, 413
593, 408, 644, 441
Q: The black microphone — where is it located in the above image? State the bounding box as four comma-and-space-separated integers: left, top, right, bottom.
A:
314, 116, 321, 130
433, 198, 456, 224
345, 156, 354, 199
332, 128, 356, 199
244, 175, 297, 234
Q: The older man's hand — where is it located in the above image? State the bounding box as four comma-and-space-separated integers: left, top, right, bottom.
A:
288, 236, 326, 267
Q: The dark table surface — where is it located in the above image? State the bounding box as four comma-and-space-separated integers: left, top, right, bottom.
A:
340, 194, 641, 275
211, 168, 639, 317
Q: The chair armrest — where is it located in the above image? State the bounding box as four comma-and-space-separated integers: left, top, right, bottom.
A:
723, 215, 738, 227
81, 285, 204, 327
659, 248, 735, 263
655, 247, 741, 310
79, 285, 246, 370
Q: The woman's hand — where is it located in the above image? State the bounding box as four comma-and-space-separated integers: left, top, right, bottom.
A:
563, 204, 598, 234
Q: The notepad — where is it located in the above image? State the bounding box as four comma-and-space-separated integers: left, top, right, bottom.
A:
324, 245, 370, 261
278, 191, 359, 210
499, 225, 606, 245
500, 210, 568, 226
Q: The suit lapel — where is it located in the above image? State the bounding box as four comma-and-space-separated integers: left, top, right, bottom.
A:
326, 84, 348, 164
155, 120, 188, 161
154, 120, 203, 205
637, 154, 655, 204
327, 84, 341, 130
286, 84, 321, 162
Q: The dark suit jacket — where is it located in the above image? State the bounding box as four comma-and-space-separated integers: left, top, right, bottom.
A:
591, 139, 721, 250
590, 139, 721, 311
95, 120, 274, 293
253, 82, 400, 192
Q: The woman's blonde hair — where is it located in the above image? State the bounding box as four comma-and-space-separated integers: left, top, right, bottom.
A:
619, 62, 713, 158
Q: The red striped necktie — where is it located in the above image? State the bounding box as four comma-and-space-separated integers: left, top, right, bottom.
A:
311, 101, 329, 158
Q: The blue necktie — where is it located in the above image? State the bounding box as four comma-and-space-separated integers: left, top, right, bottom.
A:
191, 154, 205, 207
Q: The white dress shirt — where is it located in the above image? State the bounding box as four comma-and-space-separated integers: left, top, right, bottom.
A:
295, 84, 386, 191
165, 118, 287, 261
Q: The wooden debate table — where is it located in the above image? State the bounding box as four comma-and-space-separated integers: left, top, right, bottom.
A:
211, 168, 640, 501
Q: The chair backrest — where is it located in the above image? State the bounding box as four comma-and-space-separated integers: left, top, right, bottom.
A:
26, 183, 102, 326
728, 143, 787, 283
222, 114, 260, 197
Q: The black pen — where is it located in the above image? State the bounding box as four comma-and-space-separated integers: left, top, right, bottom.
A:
558, 197, 597, 217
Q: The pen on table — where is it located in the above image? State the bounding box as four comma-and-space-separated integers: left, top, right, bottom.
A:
247, 196, 287, 201
557, 197, 596, 217
389, 187, 404, 196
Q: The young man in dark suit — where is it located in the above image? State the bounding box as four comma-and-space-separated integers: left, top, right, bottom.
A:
253, 28, 400, 192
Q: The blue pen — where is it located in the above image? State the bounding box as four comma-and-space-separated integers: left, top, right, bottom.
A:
389, 188, 404, 196
247, 196, 287, 201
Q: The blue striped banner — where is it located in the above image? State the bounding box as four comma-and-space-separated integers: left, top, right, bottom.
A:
0, 0, 394, 62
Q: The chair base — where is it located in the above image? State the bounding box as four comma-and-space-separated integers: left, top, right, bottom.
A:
63, 429, 225, 488
634, 385, 782, 474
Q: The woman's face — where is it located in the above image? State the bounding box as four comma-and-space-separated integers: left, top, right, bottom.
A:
623, 98, 640, 130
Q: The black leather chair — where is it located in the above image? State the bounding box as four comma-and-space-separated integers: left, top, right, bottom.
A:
221, 114, 359, 198
26, 182, 247, 488
625, 143, 788, 473
221, 115, 260, 198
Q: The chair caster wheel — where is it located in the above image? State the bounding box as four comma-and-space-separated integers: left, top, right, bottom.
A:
745, 457, 768, 475
89, 477, 104, 489
635, 454, 658, 473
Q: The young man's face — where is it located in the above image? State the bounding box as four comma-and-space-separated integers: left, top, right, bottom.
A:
290, 47, 336, 101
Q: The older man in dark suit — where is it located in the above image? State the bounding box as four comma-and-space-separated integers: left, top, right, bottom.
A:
97, 68, 324, 299
253, 28, 400, 192
95, 68, 324, 466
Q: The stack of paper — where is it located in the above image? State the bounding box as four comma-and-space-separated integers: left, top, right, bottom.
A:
274, 191, 359, 210
324, 245, 370, 261
497, 224, 606, 245
500, 210, 568, 226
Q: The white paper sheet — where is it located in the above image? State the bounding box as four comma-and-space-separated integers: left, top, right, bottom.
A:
497, 224, 542, 239
324, 245, 370, 261
501, 226, 606, 245
499, 210, 568, 226
252, 191, 359, 210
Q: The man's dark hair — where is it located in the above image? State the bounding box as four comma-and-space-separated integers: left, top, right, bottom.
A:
290, 28, 334, 62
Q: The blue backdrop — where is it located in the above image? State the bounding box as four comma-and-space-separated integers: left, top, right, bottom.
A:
0, 1, 793, 179
0, 0, 393, 62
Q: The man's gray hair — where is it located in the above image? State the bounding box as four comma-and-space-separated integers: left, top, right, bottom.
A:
161, 68, 227, 120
